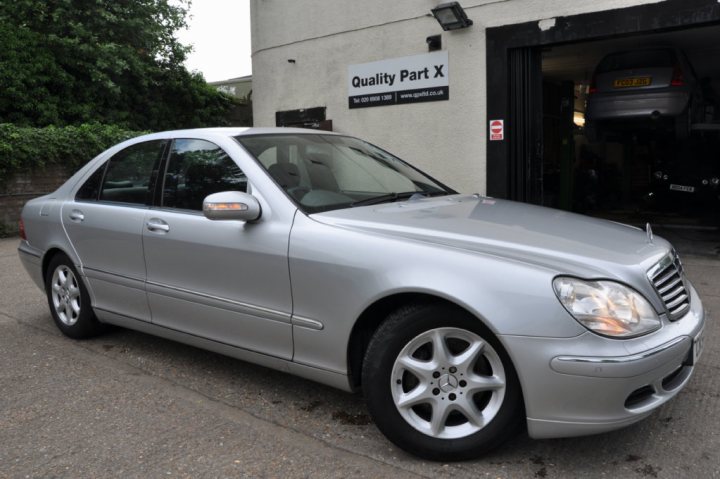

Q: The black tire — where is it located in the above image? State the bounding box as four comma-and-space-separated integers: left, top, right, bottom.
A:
362, 303, 524, 461
45, 253, 104, 339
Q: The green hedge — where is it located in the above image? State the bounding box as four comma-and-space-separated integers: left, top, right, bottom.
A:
0, 123, 146, 184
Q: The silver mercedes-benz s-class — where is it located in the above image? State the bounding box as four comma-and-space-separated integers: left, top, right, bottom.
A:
18, 128, 705, 460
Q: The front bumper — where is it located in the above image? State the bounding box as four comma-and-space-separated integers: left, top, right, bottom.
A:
501, 282, 705, 439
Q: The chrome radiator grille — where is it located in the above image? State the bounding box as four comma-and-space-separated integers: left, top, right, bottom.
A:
647, 251, 690, 320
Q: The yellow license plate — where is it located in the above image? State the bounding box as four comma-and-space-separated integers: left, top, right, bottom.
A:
613, 77, 652, 88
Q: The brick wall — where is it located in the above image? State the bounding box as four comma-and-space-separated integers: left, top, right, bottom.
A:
0, 167, 70, 236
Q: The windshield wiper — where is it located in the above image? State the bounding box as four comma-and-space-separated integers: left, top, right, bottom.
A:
350, 190, 452, 207
350, 191, 418, 207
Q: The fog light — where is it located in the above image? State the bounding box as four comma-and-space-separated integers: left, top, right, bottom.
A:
653, 171, 663, 180
711, 177, 719, 186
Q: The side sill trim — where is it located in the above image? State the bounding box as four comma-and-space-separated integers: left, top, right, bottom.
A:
292, 316, 324, 331
84, 266, 145, 285
146, 280, 291, 324
82, 267, 292, 325
94, 308, 352, 392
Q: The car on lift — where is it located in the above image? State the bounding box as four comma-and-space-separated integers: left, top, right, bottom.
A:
585, 47, 704, 141
17, 128, 705, 461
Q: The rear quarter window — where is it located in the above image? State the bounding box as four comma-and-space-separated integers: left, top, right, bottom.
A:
75, 162, 107, 201
597, 49, 676, 73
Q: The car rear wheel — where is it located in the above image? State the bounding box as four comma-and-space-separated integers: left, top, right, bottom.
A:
362, 303, 523, 461
45, 253, 104, 339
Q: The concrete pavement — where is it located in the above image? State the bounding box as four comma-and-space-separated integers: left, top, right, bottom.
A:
1, 237, 718, 478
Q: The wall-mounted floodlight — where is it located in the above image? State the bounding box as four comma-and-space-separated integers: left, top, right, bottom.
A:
431, 2, 473, 31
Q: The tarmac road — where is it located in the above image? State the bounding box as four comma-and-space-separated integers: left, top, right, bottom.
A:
1, 237, 718, 478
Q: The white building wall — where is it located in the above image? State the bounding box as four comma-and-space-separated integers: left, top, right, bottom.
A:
251, 0, 664, 194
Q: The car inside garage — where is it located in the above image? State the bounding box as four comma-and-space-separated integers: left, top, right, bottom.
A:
542, 24, 720, 228
486, 0, 720, 254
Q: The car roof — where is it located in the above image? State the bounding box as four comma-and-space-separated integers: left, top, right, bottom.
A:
133, 127, 341, 140
600, 46, 681, 57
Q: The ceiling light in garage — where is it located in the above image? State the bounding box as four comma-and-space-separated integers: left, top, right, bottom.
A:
573, 111, 586, 127
431, 2, 473, 31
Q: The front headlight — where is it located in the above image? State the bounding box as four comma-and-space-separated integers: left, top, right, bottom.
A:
553, 277, 661, 338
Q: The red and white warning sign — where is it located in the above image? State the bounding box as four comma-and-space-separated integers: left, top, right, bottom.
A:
489, 119, 504, 141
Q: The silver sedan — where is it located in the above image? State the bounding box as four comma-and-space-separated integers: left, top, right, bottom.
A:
18, 128, 705, 460
585, 47, 703, 140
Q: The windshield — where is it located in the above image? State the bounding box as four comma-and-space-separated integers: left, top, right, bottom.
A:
235, 134, 454, 213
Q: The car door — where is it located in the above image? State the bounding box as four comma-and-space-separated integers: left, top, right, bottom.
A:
142, 138, 293, 359
62, 139, 168, 322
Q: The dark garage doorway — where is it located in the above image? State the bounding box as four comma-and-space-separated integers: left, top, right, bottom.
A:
486, 0, 720, 253
542, 24, 720, 225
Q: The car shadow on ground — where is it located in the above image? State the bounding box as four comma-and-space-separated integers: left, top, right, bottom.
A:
83, 323, 716, 478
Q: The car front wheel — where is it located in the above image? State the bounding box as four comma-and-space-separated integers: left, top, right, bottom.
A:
362, 303, 523, 461
45, 253, 104, 339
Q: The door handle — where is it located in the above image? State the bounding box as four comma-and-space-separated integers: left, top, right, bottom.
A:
69, 209, 85, 222
146, 218, 170, 233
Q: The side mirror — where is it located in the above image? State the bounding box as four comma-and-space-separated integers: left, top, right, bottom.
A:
202, 191, 262, 222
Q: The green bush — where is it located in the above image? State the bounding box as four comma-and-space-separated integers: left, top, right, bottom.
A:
0, 221, 13, 238
0, 123, 146, 184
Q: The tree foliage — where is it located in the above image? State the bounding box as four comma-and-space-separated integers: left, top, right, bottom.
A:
0, 0, 233, 130
0, 123, 145, 183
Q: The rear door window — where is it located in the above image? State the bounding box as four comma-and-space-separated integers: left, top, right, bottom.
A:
99, 140, 167, 205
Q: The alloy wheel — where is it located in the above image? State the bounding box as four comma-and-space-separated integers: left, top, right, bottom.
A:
50, 265, 81, 326
390, 327, 507, 439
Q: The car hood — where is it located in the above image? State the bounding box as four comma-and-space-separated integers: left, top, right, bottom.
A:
311, 194, 671, 277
